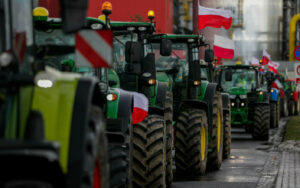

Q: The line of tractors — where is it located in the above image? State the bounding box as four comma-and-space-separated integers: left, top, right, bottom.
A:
0, 1, 299, 188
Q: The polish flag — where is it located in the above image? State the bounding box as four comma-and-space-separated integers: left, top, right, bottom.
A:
131, 92, 149, 125
213, 35, 234, 59
272, 79, 283, 89
251, 57, 260, 66
258, 66, 265, 73
198, 5, 233, 30
268, 61, 280, 74
262, 49, 271, 65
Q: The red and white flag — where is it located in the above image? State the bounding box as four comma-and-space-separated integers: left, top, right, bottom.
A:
131, 92, 149, 124
251, 57, 260, 66
268, 61, 280, 74
198, 5, 233, 30
75, 30, 112, 68
262, 49, 271, 65
213, 35, 234, 59
272, 79, 283, 89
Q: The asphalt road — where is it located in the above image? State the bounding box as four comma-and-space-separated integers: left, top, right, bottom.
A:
172, 125, 278, 188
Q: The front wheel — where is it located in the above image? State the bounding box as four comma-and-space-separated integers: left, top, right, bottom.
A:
252, 105, 270, 140
130, 115, 166, 188
175, 108, 208, 175
207, 92, 224, 171
223, 111, 231, 159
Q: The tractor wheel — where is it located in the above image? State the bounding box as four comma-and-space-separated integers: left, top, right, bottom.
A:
294, 99, 300, 115
108, 145, 128, 188
282, 96, 289, 117
207, 92, 224, 171
270, 102, 277, 129
164, 91, 173, 187
252, 105, 270, 140
131, 115, 166, 188
87, 106, 109, 188
288, 100, 295, 116
276, 99, 280, 128
222, 111, 231, 159
175, 108, 208, 175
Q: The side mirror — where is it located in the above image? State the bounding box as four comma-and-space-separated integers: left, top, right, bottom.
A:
205, 49, 214, 63
225, 70, 232, 82
160, 39, 172, 56
108, 80, 117, 87
125, 42, 143, 63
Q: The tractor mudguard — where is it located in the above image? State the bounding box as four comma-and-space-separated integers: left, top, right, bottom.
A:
155, 82, 168, 109
270, 88, 279, 102
67, 76, 104, 186
178, 100, 208, 115
149, 106, 164, 116
106, 90, 133, 143
221, 93, 230, 113
203, 83, 218, 135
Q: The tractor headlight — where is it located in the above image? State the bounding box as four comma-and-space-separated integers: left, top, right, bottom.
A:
259, 91, 264, 95
34, 72, 56, 88
107, 93, 117, 101
271, 89, 274, 93
240, 95, 247, 99
241, 102, 245, 107
291, 92, 294, 96
148, 79, 156, 85
231, 102, 235, 107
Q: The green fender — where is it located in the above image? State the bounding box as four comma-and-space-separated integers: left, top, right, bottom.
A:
198, 80, 209, 101
106, 88, 120, 119
108, 69, 120, 88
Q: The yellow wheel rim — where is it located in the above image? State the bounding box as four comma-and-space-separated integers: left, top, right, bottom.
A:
201, 126, 206, 160
217, 111, 221, 152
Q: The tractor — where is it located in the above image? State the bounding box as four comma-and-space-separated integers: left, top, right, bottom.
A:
33, 5, 135, 187
217, 64, 270, 140
0, 0, 109, 187
107, 12, 172, 187
283, 78, 300, 115
149, 34, 225, 175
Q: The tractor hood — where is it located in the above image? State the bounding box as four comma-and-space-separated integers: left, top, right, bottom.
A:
229, 87, 247, 96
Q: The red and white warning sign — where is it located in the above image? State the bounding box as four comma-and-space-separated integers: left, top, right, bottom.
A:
295, 62, 300, 84
75, 30, 112, 68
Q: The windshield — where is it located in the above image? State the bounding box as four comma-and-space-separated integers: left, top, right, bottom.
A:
154, 43, 188, 80
221, 68, 257, 92
201, 67, 208, 80
112, 33, 138, 73
35, 29, 75, 70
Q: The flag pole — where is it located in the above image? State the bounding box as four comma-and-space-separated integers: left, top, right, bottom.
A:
193, 0, 199, 34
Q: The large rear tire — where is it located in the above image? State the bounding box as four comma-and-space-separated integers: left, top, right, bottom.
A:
108, 145, 128, 188
252, 105, 270, 140
288, 100, 295, 116
164, 91, 173, 187
131, 115, 166, 188
207, 92, 224, 171
175, 108, 208, 175
270, 102, 277, 128
222, 111, 231, 159
282, 96, 289, 117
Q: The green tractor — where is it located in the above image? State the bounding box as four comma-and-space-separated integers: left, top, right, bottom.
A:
149, 34, 225, 175
283, 78, 300, 116
109, 19, 173, 187
34, 9, 136, 187
217, 64, 270, 140
0, 1, 109, 188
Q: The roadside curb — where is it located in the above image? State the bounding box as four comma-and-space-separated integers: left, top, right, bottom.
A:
257, 117, 290, 188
